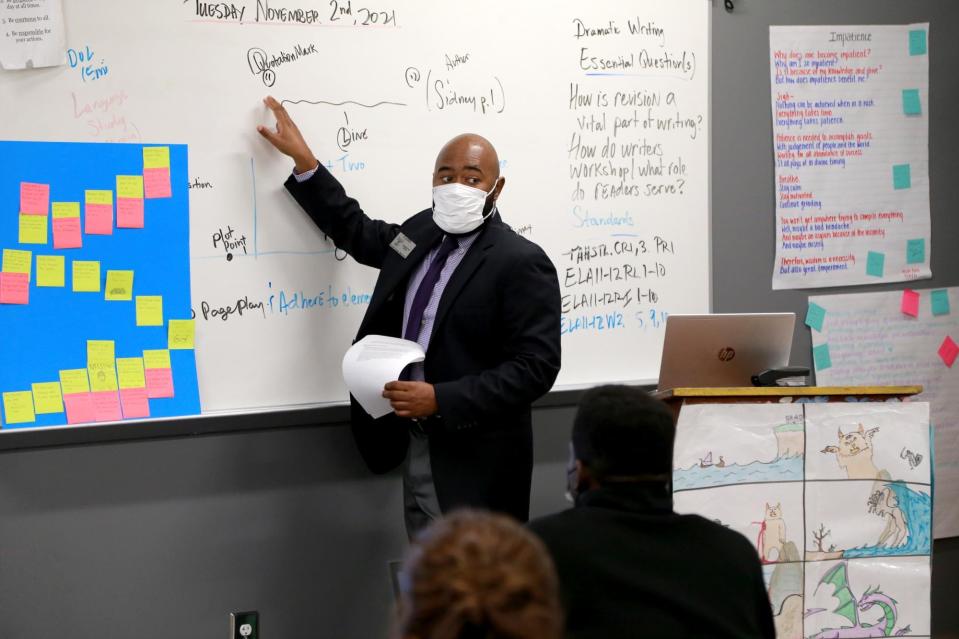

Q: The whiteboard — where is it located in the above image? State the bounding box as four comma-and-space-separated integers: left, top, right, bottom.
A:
0, 0, 710, 415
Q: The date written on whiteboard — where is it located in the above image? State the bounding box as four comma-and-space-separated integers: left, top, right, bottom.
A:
191, 1, 398, 27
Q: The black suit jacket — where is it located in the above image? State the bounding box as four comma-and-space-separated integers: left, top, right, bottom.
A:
529, 484, 776, 639
285, 166, 562, 520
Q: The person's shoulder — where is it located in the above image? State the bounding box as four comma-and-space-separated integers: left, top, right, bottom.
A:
527, 508, 590, 542
681, 513, 759, 557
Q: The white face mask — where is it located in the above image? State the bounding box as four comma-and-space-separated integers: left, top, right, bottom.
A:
431, 181, 498, 234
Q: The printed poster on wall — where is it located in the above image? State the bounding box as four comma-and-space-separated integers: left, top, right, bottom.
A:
769, 24, 930, 289
807, 286, 958, 538
674, 402, 932, 638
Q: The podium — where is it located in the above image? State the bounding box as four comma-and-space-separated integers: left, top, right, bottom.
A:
657, 385, 932, 638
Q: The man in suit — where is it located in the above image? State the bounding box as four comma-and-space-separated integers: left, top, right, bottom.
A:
257, 97, 562, 536
528, 385, 775, 639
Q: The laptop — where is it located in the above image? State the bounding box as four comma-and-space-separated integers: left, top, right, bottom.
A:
656, 313, 795, 391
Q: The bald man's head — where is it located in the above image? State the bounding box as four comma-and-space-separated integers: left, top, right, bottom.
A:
432, 133, 503, 195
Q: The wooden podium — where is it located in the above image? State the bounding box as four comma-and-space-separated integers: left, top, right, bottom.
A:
653, 385, 923, 420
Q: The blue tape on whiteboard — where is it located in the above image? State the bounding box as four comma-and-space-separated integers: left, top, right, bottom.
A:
0, 141, 200, 429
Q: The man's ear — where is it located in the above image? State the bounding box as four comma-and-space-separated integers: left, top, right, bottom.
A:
492, 175, 505, 201
574, 459, 595, 489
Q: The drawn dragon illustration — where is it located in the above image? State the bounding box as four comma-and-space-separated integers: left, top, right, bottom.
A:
805, 562, 911, 638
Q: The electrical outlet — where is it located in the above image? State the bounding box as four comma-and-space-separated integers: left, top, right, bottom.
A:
230, 610, 259, 639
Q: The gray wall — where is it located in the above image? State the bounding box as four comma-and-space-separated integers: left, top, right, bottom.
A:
2, 1, 958, 638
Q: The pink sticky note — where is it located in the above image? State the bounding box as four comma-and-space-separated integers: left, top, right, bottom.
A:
120, 387, 151, 418
20, 182, 50, 215
145, 367, 175, 399
64, 393, 96, 424
0, 272, 29, 304
901, 289, 920, 318
92, 390, 123, 422
144, 167, 172, 199
53, 217, 83, 249
939, 336, 959, 368
85, 203, 114, 235
116, 197, 144, 228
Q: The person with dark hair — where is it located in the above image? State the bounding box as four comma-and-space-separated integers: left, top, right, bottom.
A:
528, 385, 775, 639
395, 510, 563, 639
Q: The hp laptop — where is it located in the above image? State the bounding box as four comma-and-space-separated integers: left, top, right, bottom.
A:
656, 313, 795, 391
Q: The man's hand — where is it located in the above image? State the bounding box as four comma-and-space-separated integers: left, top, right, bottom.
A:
383, 381, 438, 419
256, 95, 318, 173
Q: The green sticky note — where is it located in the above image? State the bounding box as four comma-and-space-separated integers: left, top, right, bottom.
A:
59, 369, 90, 395
931, 289, 951, 316
32, 382, 64, 414
813, 343, 832, 371
116, 357, 146, 389
105, 270, 134, 301
866, 251, 885, 277
2, 248, 32, 277
805, 302, 826, 332
902, 89, 921, 115
136, 295, 164, 326
19, 213, 47, 244
3, 391, 36, 424
36, 255, 65, 287
72, 260, 101, 292
168, 319, 195, 350
143, 146, 171, 169
906, 238, 925, 264
909, 29, 927, 56
893, 164, 911, 190
143, 349, 172, 370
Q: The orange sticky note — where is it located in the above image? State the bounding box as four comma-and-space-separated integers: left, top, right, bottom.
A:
63, 392, 95, 424
53, 217, 83, 249
901, 290, 920, 318
20, 182, 49, 215
0, 272, 29, 304
92, 391, 122, 422
117, 198, 144, 228
85, 190, 114, 235
145, 368, 175, 398
144, 167, 172, 199
120, 387, 150, 418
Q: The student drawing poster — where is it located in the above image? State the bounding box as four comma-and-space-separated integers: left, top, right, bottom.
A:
673, 402, 932, 638
809, 287, 958, 538
769, 24, 931, 289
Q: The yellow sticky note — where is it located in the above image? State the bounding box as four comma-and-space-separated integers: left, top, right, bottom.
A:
85, 189, 114, 205
105, 270, 134, 301
136, 295, 164, 326
60, 369, 91, 395
143, 146, 171, 169
19, 213, 47, 244
2, 248, 32, 276
116, 175, 144, 199
32, 382, 64, 414
3, 391, 36, 424
169, 319, 195, 349
116, 357, 147, 389
72, 260, 101, 292
36, 255, 65, 287
143, 349, 172, 369
87, 339, 115, 367
52, 202, 81, 219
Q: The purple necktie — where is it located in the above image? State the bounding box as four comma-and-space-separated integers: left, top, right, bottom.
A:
404, 235, 459, 342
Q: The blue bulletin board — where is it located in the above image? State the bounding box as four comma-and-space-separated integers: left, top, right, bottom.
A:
0, 141, 200, 430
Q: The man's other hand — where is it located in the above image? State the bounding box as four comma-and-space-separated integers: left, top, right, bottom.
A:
383, 381, 438, 419
256, 96, 318, 173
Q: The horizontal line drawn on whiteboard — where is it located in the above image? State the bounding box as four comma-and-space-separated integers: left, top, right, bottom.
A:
191, 249, 339, 261
585, 72, 693, 81
187, 19, 399, 29
280, 99, 407, 108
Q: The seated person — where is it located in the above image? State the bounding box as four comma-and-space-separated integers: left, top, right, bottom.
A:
395, 510, 563, 639
528, 385, 775, 639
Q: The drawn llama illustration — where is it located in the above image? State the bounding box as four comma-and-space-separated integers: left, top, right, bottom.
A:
756, 502, 788, 563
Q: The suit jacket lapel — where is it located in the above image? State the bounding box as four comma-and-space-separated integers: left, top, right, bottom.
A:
430, 220, 500, 341
358, 217, 442, 336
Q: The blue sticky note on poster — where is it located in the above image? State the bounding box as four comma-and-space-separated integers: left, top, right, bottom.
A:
805, 302, 826, 332
866, 251, 885, 277
902, 89, 922, 115
909, 30, 927, 56
893, 164, 912, 190
931, 289, 951, 316
906, 238, 925, 264
813, 343, 832, 371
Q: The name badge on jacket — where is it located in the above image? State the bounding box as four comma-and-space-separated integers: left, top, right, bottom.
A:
389, 232, 416, 258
